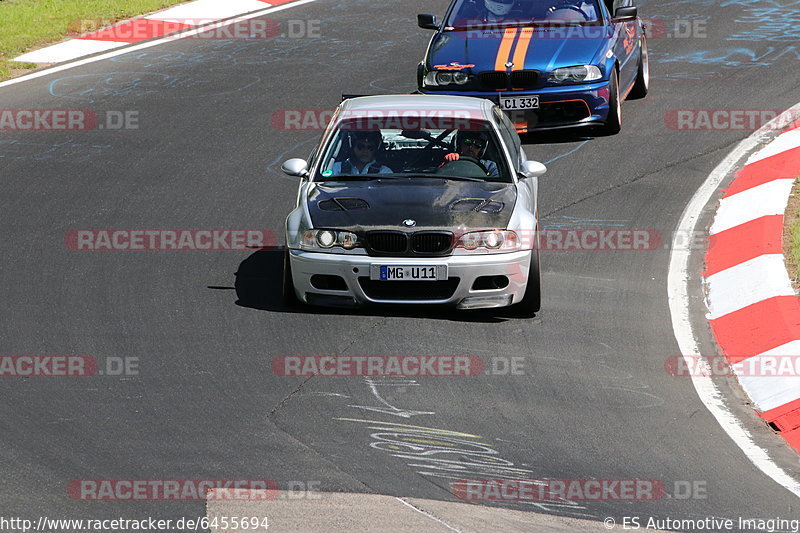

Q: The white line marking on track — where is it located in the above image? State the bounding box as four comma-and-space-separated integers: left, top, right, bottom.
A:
395, 497, 465, 533
0, 0, 320, 90
15, 40, 127, 64
348, 377, 435, 418
668, 105, 800, 498
148, 0, 271, 21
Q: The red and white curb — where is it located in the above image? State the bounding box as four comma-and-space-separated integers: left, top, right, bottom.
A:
704, 122, 800, 452
14, 0, 295, 64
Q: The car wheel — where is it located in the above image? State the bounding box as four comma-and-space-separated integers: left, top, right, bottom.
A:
514, 249, 541, 316
628, 36, 649, 99
598, 69, 621, 135
282, 248, 299, 307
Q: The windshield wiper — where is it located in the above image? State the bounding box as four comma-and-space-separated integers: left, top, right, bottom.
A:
318, 174, 397, 181
434, 175, 485, 182
450, 20, 592, 30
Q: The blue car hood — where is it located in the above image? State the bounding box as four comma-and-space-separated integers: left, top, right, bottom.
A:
427, 27, 610, 72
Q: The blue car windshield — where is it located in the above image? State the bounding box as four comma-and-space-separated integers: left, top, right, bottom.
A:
446, 0, 602, 28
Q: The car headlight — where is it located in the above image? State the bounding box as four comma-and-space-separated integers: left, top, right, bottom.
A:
456, 230, 519, 251
316, 230, 336, 248
301, 230, 361, 250
550, 65, 602, 83
424, 71, 471, 87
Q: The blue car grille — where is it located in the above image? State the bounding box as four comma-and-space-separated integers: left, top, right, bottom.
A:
478, 70, 540, 90
510, 70, 540, 88
479, 71, 508, 90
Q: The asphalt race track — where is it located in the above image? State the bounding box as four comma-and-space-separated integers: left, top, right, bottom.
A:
2, 0, 800, 530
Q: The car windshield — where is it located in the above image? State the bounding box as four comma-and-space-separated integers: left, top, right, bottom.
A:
445, 0, 602, 28
315, 115, 512, 183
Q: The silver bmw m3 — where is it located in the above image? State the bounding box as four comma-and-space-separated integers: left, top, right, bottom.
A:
280, 94, 546, 313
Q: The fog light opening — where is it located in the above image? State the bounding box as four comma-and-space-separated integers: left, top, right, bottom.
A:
310, 274, 348, 291
472, 275, 510, 291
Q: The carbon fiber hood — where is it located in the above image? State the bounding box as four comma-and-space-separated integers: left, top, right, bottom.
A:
307, 178, 516, 230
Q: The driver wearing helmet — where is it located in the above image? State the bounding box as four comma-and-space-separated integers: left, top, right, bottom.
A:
332, 131, 393, 175
442, 131, 499, 177
545, 0, 599, 21
483, 0, 517, 20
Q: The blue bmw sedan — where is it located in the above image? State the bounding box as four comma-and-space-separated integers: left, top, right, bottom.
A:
417, 0, 648, 134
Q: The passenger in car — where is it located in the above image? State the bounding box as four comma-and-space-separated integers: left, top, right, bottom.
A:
332, 131, 393, 175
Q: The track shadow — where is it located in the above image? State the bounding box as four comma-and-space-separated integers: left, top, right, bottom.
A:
233, 248, 293, 313
231, 248, 536, 323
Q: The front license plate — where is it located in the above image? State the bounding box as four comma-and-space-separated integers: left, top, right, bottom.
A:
370, 265, 447, 281
499, 95, 539, 111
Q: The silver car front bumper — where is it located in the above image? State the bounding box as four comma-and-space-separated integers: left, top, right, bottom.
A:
289, 249, 533, 309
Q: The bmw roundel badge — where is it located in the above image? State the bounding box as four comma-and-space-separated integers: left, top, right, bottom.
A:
402, 219, 416, 227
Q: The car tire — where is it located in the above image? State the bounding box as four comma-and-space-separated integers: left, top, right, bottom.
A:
598, 69, 621, 135
628, 36, 649, 99
514, 249, 541, 316
282, 248, 299, 307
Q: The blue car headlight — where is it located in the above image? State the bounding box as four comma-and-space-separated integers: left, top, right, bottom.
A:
424, 71, 471, 87
550, 65, 602, 83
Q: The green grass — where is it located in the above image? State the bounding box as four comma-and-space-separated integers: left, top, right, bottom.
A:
0, 0, 189, 80
786, 178, 800, 283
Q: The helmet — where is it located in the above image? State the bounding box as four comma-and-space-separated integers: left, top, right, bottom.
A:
457, 130, 488, 156
349, 130, 382, 146
484, 0, 515, 16
348, 130, 384, 159
349, 130, 383, 150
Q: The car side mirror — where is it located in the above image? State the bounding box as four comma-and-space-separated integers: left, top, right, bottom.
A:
520, 161, 547, 179
417, 14, 440, 30
281, 158, 309, 177
611, 6, 637, 22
